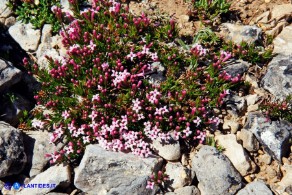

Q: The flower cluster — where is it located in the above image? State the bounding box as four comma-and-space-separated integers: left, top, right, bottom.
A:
24, 0, 242, 167
146, 170, 169, 190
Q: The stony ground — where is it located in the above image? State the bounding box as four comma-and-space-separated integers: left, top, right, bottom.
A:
0, 0, 292, 195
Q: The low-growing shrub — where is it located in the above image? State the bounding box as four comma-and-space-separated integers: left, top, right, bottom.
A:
22, 0, 243, 165
191, 0, 231, 25
8, 0, 63, 32
260, 95, 292, 123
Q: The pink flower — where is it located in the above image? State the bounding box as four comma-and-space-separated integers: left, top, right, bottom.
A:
92, 94, 100, 102
195, 130, 206, 144
191, 44, 208, 56
146, 181, 155, 190
88, 40, 96, 51
141, 45, 150, 55
137, 113, 145, 120
51, 5, 58, 13
101, 62, 109, 70
68, 122, 76, 133
62, 110, 70, 120
49, 133, 58, 144
89, 110, 98, 120
173, 131, 181, 140
32, 119, 45, 129
210, 117, 220, 126
193, 117, 201, 127
158, 132, 171, 142
220, 50, 232, 62
111, 70, 130, 86
83, 136, 90, 144
127, 51, 137, 61
132, 98, 141, 113
147, 89, 161, 104
64, 145, 74, 154
46, 152, 62, 164
150, 52, 158, 61
53, 124, 64, 138
183, 127, 192, 137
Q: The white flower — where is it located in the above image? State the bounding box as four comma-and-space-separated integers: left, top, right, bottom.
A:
101, 62, 109, 70
183, 127, 192, 137
92, 94, 100, 102
193, 117, 201, 127
141, 45, 150, 55
62, 110, 70, 120
32, 119, 45, 129
137, 113, 145, 120
132, 98, 141, 113
127, 51, 137, 61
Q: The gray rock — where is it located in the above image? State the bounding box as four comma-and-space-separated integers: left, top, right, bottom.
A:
225, 93, 247, 116
60, 0, 72, 13
273, 25, 292, 55
148, 62, 166, 87
245, 94, 259, 106
36, 24, 63, 70
191, 146, 243, 195
0, 122, 27, 178
220, 23, 262, 45
236, 180, 273, 195
174, 186, 200, 195
21, 73, 41, 98
261, 54, 292, 101
0, 92, 33, 126
274, 164, 292, 194
74, 144, 162, 194
22, 130, 64, 177
0, 59, 22, 92
8, 21, 41, 52
17, 164, 71, 195
223, 59, 251, 77
237, 129, 259, 152
244, 112, 291, 162
165, 162, 192, 189
245, 74, 258, 88
222, 118, 240, 134
215, 134, 256, 176
166, 186, 201, 195
4, 16, 15, 27
152, 136, 181, 161
37, 47, 60, 70
255, 5, 292, 37
258, 154, 272, 165
0, 180, 4, 190
0, 0, 12, 18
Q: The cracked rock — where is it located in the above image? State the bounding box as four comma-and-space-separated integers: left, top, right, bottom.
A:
244, 112, 291, 162
191, 146, 243, 195
74, 144, 162, 194
261, 54, 292, 101
8, 21, 41, 52
0, 122, 27, 178
236, 180, 273, 195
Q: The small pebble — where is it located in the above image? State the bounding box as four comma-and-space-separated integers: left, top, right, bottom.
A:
270, 176, 280, 183
258, 150, 264, 155
181, 153, 189, 166
282, 157, 290, 165
260, 164, 267, 171
266, 166, 277, 179
244, 175, 253, 183
259, 154, 272, 165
